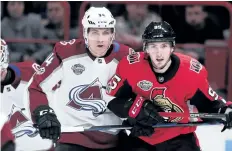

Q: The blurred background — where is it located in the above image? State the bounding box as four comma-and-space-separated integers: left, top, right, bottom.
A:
1, 1, 232, 101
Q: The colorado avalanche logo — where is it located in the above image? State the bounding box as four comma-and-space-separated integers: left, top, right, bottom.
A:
8, 105, 39, 138
67, 78, 107, 117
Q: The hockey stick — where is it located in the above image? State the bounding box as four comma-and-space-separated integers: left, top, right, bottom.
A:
61, 121, 223, 132
61, 113, 226, 132
158, 112, 227, 120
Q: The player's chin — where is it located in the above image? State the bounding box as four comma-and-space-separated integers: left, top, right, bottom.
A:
155, 63, 167, 70
153, 65, 163, 70
96, 50, 107, 57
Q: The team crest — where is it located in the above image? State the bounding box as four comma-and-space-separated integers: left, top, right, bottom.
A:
8, 104, 39, 138
71, 63, 85, 75
137, 80, 153, 91
150, 87, 184, 122
67, 78, 107, 117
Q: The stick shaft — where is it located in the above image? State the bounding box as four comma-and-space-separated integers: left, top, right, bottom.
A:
61, 121, 222, 132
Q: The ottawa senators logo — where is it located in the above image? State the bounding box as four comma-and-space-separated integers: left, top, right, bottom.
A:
150, 87, 184, 122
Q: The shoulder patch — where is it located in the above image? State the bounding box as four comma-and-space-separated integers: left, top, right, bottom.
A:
127, 48, 140, 64
137, 80, 153, 91
190, 59, 202, 74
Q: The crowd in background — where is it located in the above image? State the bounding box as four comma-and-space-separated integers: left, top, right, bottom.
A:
1, 1, 231, 65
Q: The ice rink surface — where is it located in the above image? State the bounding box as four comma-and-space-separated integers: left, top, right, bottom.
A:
196, 126, 232, 151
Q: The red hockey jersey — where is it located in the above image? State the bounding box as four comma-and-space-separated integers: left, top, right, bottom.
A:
107, 51, 228, 145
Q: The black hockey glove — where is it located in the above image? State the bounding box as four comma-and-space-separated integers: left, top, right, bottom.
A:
220, 106, 232, 132
122, 119, 154, 137
123, 96, 164, 137
33, 105, 61, 140
128, 96, 165, 127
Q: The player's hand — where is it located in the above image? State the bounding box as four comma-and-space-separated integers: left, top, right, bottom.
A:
128, 96, 165, 127
33, 105, 61, 140
122, 119, 154, 137
221, 107, 232, 132
137, 100, 165, 126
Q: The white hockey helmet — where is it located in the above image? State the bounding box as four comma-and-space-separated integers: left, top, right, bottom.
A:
0, 38, 9, 70
82, 7, 116, 46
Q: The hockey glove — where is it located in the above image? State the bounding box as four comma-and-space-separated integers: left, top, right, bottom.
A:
220, 106, 232, 132
128, 96, 165, 127
122, 119, 154, 137
33, 105, 61, 140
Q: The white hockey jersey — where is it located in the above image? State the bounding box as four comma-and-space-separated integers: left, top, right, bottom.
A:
27, 39, 130, 149
0, 113, 14, 149
1, 62, 52, 151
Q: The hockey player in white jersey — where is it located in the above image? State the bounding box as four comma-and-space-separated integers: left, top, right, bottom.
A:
27, 7, 131, 151
1, 113, 15, 151
0, 38, 53, 151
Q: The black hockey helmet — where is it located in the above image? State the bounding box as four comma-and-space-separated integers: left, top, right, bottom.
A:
142, 21, 176, 49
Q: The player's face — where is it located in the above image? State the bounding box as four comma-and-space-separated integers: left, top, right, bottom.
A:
87, 28, 114, 57
146, 42, 173, 70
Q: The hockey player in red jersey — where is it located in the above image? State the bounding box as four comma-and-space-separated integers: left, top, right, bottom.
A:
27, 7, 131, 151
106, 21, 232, 151
0, 38, 53, 150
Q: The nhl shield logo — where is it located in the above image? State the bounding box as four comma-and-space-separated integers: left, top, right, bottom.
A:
137, 80, 153, 91
71, 64, 85, 75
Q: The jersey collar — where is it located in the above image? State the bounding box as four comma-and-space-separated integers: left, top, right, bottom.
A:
147, 54, 180, 83
85, 42, 118, 64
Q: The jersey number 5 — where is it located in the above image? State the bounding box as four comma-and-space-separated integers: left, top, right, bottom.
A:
106, 75, 121, 94
208, 87, 219, 100
109, 75, 121, 89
